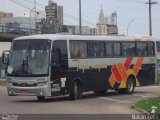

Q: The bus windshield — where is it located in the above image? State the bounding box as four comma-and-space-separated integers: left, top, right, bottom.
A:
8, 39, 51, 77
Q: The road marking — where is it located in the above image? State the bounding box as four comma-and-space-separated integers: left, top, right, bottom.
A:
144, 93, 157, 96
133, 93, 156, 98
99, 97, 131, 104
132, 94, 149, 98
141, 86, 160, 89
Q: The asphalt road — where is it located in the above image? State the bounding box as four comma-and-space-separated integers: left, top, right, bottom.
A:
1, 85, 160, 115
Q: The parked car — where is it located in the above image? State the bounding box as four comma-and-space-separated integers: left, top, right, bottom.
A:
8, 28, 26, 35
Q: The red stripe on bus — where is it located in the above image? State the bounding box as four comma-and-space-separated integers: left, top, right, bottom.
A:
112, 64, 123, 83
124, 57, 133, 70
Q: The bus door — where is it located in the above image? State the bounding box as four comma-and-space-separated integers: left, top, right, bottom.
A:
51, 40, 68, 95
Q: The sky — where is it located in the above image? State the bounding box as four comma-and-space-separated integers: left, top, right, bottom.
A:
0, 0, 160, 38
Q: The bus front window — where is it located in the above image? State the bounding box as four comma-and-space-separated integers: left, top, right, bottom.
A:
8, 39, 51, 76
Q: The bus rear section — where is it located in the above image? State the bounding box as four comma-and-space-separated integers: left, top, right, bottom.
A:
66, 38, 156, 99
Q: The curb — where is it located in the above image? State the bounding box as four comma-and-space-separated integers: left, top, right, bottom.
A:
132, 105, 150, 114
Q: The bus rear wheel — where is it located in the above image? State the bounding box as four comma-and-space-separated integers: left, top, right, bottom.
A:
70, 81, 82, 100
37, 96, 45, 101
118, 77, 135, 94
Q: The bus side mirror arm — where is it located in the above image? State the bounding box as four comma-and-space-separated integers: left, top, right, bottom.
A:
2, 50, 10, 65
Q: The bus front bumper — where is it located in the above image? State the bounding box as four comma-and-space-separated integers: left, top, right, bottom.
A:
7, 86, 51, 97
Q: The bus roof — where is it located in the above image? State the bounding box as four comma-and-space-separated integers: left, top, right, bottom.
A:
13, 34, 156, 42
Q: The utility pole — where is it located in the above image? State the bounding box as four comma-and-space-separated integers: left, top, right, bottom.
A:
145, 0, 158, 36
79, 0, 82, 35
34, 0, 37, 24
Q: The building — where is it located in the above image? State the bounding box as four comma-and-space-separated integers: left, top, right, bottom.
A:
65, 25, 90, 35
96, 6, 118, 36
106, 11, 117, 26
107, 24, 118, 35
0, 11, 13, 22
0, 17, 41, 34
96, 6, 108, 36
0, 17, 41, 29
45, 0, 57, 21
37, 0, 64, 34
45, 0, 63, 24
74, 26, 90, 35
36, 18, 63, 34
90, 28, 97, 36
57, 6, 63, 25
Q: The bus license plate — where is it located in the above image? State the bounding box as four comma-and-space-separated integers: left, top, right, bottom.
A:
20, 90, 28, 94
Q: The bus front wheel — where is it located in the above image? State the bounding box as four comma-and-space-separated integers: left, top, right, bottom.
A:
70, 81, 82, 100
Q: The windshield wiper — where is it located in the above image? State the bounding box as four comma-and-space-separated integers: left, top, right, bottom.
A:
21, 54, 32, 74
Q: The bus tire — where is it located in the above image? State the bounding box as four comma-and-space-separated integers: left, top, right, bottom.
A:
70, 81, 82, 100
118, 77, 135, 94
126, 77, 135, 94
37, 96, 45, 102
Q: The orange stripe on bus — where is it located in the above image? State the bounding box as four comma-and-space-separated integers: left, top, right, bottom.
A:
133, 57, 144, 75
109, 74, 116, 87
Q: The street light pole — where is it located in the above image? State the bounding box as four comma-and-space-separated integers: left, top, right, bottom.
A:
127, 19, 135, 36
79, 0, 82, 35
145, 0, 158, 36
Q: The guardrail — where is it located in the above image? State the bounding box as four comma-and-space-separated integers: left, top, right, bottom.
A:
0, 25, 40, 35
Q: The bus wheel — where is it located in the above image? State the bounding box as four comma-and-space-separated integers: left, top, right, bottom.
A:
37, 96, 45, 101
94, 90, 107, 94
118, 77, 135, 94
126, 77, 135, 94
70, 81, 82, 100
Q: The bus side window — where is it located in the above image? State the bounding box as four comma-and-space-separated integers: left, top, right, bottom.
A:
121, 42, 136, 57
148, 42, 154, 56
137, 42, 148, 56
88, 42, 105, 58
70, 41, 87, 58
105, 42, 120, 57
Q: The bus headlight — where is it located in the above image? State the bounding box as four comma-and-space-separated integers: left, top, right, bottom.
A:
7, 81, 12, 86
37, 82, 47, 87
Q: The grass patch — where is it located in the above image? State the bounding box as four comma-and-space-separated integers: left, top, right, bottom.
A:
157, 59, 160, 84
157, 74, 160, 84
0, 80, 6, 86
135, 97, 160, 114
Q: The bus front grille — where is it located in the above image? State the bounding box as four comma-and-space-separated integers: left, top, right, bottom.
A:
12, 83, 37, 87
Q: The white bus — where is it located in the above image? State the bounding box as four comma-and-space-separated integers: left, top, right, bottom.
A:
2, 34, 157, 101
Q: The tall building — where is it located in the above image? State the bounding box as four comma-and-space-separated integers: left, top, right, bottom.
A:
96, 6, 108, 36
57, 6, 63, 25
106, 11, 117, 26
45, 0, 57, 21
45, 0, 63, 25
0, 11, 13, 22
37, 0, 64, 34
